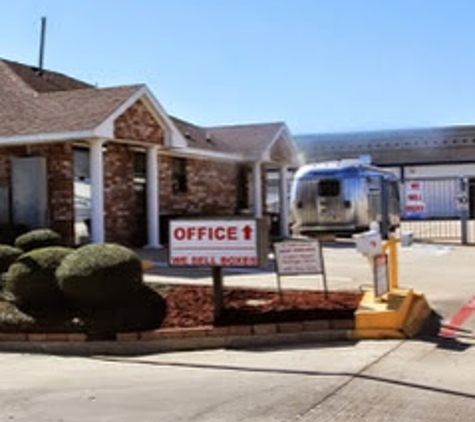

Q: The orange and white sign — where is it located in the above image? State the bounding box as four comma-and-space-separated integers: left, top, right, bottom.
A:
169, 219, 263, 267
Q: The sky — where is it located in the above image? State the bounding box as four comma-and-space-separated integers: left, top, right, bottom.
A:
2, 0, 475, 135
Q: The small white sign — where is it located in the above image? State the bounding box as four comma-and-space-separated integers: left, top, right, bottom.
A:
274, 240, 323, 275
169, 219, 261, 267
354, 230, 382, 257
456, 193, 469, 211
374, 254, 390, 297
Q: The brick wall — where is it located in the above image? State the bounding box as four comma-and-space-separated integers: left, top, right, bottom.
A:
0, 143, 75, 244
104, 143, 137, 246
159, 155, 239, 215
114, 100, 164, 145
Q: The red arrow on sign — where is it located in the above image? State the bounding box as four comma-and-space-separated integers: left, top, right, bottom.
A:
242, 225, 253, 240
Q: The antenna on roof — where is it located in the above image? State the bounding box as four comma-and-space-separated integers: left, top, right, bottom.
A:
38, 17, 47, 75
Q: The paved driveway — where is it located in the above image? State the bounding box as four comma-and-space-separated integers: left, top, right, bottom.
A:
2, 336, 475, 421
1, 241, 474, 421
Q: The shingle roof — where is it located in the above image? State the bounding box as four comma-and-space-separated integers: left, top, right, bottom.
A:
206, 122, 285, 156
0, 59, 296, 163
3, 59, 93, 92
170, 117, 294, 160
0, 59, 141, 138
169, 116, 235, 153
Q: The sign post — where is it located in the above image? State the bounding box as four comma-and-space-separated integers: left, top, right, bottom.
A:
169, 218, 267, 321
212, 266, 224, 321
458, 177, 469, 245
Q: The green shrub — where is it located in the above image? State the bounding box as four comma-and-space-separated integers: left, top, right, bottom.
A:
0, 245, 22, 274
5, 247, 74, 308
81, 285, 167, 339
56, 243, 144, 308
14, 229, 62, 252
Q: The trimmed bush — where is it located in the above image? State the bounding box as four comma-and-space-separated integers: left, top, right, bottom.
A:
14, 229, 62, 252
5, 247, 74, 308
56, 243, 144, 308
81, 285, 167, 339
0, 245, 22, 274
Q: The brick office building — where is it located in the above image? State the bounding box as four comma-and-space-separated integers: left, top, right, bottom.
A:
0, 59, 299, 246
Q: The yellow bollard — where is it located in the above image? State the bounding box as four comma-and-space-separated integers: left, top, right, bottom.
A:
383, 238, 400, 290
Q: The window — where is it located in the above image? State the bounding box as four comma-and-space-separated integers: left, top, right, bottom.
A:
172, 157, 188, 194
134, 152, 146, 179
318, 179, 340, 197
236, 164, 249, 210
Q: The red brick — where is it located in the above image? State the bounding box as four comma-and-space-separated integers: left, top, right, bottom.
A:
227, 325, 252, 336
139, 330, 161, 341
253, 324, 278, 335
179, 327, 214, 338
160, 156, 239, 216
141, 327, 213, 340
114, 100, 164, 145
303, 320, 331, 332
330, 320, 355, 330
207, 327, 230, 337
28, 333, 47, 342
277, 322, 304, 334
44, 333, 70, 342
0, 144, 75, 244
149, 328, 187, 339
116, 332, 139, 342
68, 333, 87, 342
0, 333, 27, 341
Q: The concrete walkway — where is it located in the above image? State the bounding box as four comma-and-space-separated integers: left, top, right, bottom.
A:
136, 241, 377, 292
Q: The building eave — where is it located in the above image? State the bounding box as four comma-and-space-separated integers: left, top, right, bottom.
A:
160, 146, 244, 162
0, 130, 98, 146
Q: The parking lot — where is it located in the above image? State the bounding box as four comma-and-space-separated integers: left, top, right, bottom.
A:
2, 241, 475, 422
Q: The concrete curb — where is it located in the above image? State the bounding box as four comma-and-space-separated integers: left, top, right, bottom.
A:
0, 320, 355, 355
0, 288, 433, 355
0, 330, 355, 356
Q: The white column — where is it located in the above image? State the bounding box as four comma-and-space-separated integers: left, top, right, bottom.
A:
146, 145, 161, 248
279, 165, 290, 238
89, 139, 105, 243
253, 161, 263, 218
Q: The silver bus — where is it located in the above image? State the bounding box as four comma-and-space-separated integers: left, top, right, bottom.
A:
291, 159, 400, 237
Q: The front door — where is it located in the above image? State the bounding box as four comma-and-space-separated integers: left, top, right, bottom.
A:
11, 157, 48, 228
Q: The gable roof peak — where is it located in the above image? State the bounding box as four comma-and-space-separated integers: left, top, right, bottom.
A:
1, 58, 93, 93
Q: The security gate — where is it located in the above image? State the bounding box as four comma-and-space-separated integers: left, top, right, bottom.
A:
400, 177, 474, 244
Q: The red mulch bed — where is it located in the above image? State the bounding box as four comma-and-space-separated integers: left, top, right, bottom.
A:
0, 284, 363, 335
160, 285, 362, 328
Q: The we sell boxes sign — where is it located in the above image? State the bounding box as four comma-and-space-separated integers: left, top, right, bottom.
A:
169, 219, 266, 267
404, 181, 426, 219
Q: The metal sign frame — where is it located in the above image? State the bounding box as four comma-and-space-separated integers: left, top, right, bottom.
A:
274, 239, 328, 296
